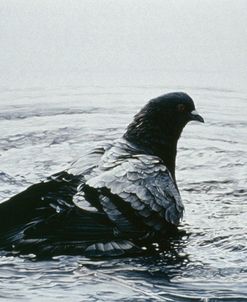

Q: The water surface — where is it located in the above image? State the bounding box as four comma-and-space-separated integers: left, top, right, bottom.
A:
0, 83, 246, 301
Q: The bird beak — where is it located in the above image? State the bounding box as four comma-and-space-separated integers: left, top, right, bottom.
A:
189, 110, 204, 123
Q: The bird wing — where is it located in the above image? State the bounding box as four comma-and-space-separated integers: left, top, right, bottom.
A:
0, 143, 109, 234
0, 170, 140, 257
0, 145, 106, 254
0, 141, 183, 257
0, 141, 144, 257
0, 171, 80, 245
86, 152, 184, 234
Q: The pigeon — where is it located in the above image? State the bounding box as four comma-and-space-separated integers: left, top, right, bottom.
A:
0, 92, 204, 258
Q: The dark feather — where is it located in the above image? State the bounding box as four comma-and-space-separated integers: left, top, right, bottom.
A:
0, 92, 204, 257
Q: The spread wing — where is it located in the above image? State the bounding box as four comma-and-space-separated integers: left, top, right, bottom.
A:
0, 141, 183, 257
0, 143, 109, 236
0, 145, 135, 257
0, 170, 140, 257
0, 142, 145, 257
86, 153, 184, 234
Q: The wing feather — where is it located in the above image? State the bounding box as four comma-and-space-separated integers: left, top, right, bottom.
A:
86, 149, 184, 230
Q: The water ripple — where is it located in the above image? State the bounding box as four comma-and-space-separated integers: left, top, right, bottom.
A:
0, 85, 246, 301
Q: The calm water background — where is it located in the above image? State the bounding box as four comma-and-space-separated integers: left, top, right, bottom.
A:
0, 1, 247, 301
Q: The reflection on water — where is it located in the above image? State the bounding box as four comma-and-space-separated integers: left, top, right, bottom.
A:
0, 84, 246, 301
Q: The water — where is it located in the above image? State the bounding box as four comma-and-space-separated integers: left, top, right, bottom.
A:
0, 80, 246, 301
1, 0, 247, 300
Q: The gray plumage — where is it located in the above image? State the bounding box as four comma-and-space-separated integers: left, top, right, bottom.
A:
0, 92, 204, 258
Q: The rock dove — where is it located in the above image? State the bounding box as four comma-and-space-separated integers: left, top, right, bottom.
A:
0, 92, 204, 258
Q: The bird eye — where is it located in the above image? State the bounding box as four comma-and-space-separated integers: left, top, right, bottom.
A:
177, 104, 186, 112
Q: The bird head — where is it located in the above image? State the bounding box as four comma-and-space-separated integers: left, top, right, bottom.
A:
149, 92, 204, 133
125, 92, 204, 143
124, 92, 204, 177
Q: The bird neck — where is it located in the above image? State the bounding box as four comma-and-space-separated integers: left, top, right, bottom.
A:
123, 119, 180, 182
